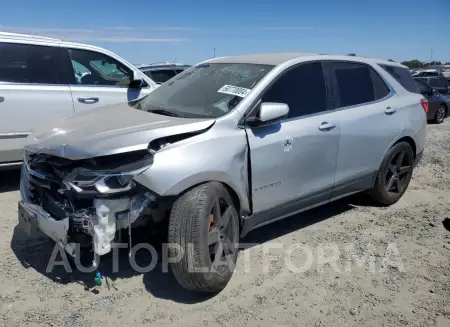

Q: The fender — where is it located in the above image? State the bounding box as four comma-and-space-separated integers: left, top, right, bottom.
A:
134, 128, 251, 214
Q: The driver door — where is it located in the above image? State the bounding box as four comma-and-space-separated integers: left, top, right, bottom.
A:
63, 47, 154, 112
245, 62, 340, 218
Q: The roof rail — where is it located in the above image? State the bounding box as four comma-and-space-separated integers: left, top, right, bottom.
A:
0, 32, 61, 42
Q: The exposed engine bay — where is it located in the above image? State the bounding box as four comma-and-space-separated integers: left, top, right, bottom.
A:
20, 149, 173, 266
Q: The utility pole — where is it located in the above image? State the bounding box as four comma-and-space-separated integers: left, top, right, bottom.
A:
213, 48, 216, 58
431, 48, 433, 62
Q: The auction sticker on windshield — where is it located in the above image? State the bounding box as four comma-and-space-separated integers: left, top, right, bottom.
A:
217, 85, 251, 98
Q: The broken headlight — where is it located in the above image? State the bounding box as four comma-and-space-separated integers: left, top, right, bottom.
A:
66, 167, 149, 195
94, 174, 137, 194
62, 150, 153, 195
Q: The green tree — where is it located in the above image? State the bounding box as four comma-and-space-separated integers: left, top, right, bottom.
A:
401, 60, 424, 69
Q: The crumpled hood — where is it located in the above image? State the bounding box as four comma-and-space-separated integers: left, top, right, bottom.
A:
25, 103, 215, 159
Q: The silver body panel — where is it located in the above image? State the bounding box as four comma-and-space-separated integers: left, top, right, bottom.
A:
26, 103, 215, 159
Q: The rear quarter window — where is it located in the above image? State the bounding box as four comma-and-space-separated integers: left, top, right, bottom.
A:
378, 64, 420, 94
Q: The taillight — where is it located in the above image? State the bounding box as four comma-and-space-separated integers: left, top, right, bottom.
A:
420, 99, 429, 113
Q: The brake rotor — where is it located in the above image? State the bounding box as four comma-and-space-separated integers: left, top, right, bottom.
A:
208, 214, 214, 232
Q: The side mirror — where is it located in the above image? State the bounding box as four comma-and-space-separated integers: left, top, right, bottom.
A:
129, 71, 143, 88
258, 102, 289, 122
247, 102, 289, 126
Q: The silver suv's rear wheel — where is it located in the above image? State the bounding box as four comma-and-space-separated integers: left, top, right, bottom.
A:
370, 142, 414, 205
168, 182, 239, 293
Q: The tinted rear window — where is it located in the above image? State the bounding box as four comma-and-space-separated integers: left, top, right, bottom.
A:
330, 62, 390, 108
428, 77, 447, 88
0, 43, 60, 84
149, 69, 176, 84
414, 79, 431, 94
379, 64, 420, 94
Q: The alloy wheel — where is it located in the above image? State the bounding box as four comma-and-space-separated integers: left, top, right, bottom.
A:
436, 106, 446, 123
384, 150, 413, 195
207, 197, 238, 275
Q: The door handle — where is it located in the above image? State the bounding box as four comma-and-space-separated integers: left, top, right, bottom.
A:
318, 122, 336, 131
78, 97, 99, 104
385, 107, 396, 115
0, 97, 4, 103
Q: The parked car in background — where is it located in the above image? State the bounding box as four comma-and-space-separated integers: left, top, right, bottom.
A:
19, 53, 426, 293
412, 69, 442, 77
138, 62, 191, 84
412, 70, 449, 94
414, 76, 449, 95
442, 69, 450, 84
0, 32, 158, 169
414, 78, 449, 124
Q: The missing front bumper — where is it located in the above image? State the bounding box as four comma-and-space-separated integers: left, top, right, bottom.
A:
18, 191, 155, 258
18, 201, 69, 244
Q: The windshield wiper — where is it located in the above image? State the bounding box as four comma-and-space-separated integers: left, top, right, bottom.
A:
147, 108, 183, 117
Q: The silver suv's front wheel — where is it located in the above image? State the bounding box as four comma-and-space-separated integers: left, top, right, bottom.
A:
168, 182, 239, 293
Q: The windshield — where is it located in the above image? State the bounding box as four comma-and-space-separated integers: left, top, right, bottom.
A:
132, 63, 274, 118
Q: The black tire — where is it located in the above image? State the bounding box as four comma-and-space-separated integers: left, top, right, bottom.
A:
370, 142, 415, 206
433, 105, 446, 124
168, 182, 239, 293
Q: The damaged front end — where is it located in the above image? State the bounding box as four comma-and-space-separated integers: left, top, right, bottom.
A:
19, 149, 164, 265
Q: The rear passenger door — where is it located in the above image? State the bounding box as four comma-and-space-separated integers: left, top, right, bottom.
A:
325, 61, 401, 198
64, 48, 154, 112
0, 42, 74, 163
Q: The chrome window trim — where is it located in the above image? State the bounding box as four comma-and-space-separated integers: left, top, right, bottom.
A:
0, 132, 30, 139
0, 81, 68, 87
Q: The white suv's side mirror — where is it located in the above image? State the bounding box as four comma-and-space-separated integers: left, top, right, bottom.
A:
129, 71, 143, 87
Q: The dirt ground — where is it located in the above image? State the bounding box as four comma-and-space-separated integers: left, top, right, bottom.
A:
0, 121, 449, 327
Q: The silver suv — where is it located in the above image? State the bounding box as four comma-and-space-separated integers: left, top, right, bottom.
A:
18, 53, 427, 293
0, 32, 158, 168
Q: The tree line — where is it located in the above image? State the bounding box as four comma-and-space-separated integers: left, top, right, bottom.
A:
399, 60, 450, 69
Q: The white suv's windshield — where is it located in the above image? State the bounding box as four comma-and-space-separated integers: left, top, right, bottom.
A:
133, 63, 274, 118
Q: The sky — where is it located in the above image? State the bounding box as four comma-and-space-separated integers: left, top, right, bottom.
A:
1, 0, 449, 65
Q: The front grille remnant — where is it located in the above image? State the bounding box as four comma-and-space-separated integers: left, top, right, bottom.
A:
22, 152, 89, 220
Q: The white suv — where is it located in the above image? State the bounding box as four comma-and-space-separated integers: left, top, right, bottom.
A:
0, 32, 158, 168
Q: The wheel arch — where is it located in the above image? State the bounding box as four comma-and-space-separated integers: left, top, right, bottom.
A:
374, 135, 417, 187
165, 173, 248, 216
392, 136, 416, 159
